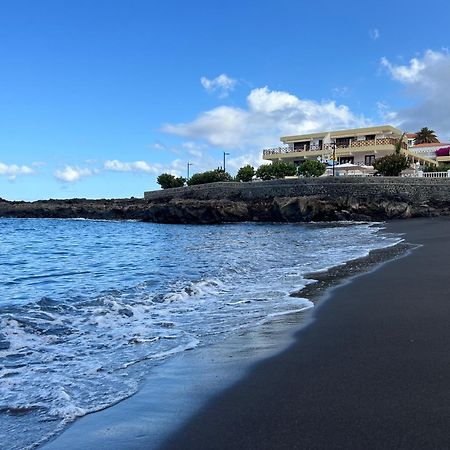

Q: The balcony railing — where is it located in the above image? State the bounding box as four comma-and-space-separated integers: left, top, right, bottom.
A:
262, 138, 406, 156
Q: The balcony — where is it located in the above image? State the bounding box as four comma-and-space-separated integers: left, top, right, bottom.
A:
262, 138, 406, 157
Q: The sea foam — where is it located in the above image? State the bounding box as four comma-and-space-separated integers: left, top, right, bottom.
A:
0, 218, 401, 449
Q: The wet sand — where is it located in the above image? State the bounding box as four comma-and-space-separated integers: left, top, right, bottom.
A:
162, 217, 450, 449
43, 217, 450, 450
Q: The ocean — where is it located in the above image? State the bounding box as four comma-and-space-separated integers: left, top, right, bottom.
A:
0, 218, 401, 449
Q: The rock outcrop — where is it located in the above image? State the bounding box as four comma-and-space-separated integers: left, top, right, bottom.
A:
1, 178, 450, 224
140, 195, 449, 224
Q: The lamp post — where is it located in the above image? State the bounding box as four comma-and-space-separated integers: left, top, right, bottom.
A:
187, 162, 193, 180
223, 152, 230, 172
330, 143, 337, 177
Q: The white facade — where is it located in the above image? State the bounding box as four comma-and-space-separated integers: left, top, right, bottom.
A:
410, 143, 450, 160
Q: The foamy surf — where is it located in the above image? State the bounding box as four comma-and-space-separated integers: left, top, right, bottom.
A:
0, 218, 402, 450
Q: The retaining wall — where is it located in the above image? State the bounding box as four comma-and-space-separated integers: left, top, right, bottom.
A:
145, 177, 450, 204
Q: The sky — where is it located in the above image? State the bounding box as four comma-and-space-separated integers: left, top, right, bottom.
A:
1, 0, 450, 200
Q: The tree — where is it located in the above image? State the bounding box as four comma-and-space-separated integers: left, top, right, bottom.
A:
186, 169, 232, 186
235, 165, 255, 182
423, 163, 450, 173
270, 161, 297, 178
373, 154, 409, 176
298, 160, 326, 177
255, 161, 297, 180
414, 127, 439, 144
255, 164, 273, 180
157, 173, 186, 189
236, 164, 255, 182
394, 133, 406, 154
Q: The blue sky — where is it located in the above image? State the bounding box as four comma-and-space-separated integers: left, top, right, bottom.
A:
1, 0, 450, 200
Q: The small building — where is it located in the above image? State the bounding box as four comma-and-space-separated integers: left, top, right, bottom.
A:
406, 133, 417, 148
406, 132, 450, 163
262, 125, 437, 168
408, 142, 450, 162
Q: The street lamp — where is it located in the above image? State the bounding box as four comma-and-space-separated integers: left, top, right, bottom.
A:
329, 142, 337, 177
187, 162, 193, 180
223, 152, 230, 172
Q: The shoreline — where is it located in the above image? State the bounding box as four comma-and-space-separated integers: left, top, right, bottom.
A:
159, 216, 450, 449
42, 222, 411, 449
293, 239, 414, 303
2, 177, 450, 223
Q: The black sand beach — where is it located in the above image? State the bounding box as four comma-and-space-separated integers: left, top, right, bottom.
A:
43, 217, 450, 450
161, 217, 450, 450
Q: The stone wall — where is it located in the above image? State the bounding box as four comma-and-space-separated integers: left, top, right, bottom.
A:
1, 178, 448, 224
144, 177, 450, 204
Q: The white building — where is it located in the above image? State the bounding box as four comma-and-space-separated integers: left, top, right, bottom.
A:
262, 125, 437, 168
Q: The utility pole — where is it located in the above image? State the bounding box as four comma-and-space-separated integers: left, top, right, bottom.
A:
187, 162, 193, 180
223, 152, 230, 172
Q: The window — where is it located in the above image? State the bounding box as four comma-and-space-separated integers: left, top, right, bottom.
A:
335, 137, 351, 148
339, 156, 354, 164
294, 141, 310, 151
365, 134, 376, 141
365, 155, 375, 165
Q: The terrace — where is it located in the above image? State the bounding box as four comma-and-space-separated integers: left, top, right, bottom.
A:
262, 138, 406, 157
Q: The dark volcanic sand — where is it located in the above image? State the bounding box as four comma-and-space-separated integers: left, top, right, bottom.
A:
161, 217, 450, 450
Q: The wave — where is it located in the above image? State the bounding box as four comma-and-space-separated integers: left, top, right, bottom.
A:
0, 219, 403, 450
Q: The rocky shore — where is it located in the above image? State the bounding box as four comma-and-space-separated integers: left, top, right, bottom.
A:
0, 197, 150, 221
1, 178, 450, 223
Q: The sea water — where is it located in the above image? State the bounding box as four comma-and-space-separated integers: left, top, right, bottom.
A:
0, 218, 401, 449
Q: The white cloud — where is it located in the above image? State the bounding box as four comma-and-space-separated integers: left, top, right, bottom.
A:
162, 105, 249, 148
376, 101, 398, 123
381, 50, 446, 84
0, 162, 34, 180
104, 159, 185, 177
200, 74, 237, 98
225, 150, 265, 172
332, 86, 349, 98
381, 56, 426, 84
104, 160, 160, 174
54, 166, 93, 183
162, 86, 368, 150
381, 49, 450, 136
369, 28, 380, 41
182, 142, 205, 158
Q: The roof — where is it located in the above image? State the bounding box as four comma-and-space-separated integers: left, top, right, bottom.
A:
412, 143, 449, 148
280, 125, 403, 143
406, 133, 417, 138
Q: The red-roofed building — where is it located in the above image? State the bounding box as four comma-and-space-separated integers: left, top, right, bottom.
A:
406, 133, 417, 148
408, 138, 449, 162
405, 131, 450, 163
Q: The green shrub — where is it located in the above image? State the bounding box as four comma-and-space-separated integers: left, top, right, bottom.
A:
373, 154, 409, 176
298, 160, 326, 177
270, 161, 297, 178
255, 161, 297, 180
186, 169, 232, 186
235, 165, 255, 182
255, 164, 273, 180
423, 163, 450, 173
157, 173, 186, 189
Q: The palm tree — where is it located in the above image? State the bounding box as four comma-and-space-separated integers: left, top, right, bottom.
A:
414, 127, 439, 144
395, 133, 406, 154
